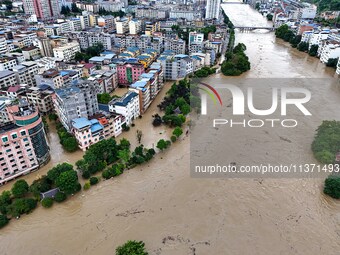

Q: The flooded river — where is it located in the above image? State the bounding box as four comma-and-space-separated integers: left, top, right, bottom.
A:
1, 2, 340, 255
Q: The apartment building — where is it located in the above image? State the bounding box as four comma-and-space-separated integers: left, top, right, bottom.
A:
22, 0, 59, 20
108, 91, 140, 125
320, 42, 340, 64
0, 57, 18, 71
117, 62, 144, 86
164, 38, 186, 54
54, 83, 99, 131
0, 71, 17, 89
188, 32, 204, 54
0, 102, 50, 184
22, 46, 41, 60
25, 85, 55, 115
71, 112, 123, 151
116, 17, 130, 34
53, 41, 81, 62
35, 68, 64, 89
11, 61, 38, 87
129, 80, 151, 113
129, 19, 142, 35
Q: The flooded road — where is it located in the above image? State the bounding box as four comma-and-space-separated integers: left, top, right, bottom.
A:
1, 2, 340, 255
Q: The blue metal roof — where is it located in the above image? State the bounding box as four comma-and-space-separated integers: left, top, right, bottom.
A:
72, 117, 91, 129
112, 91, 138, 107
91, 123, 103, 133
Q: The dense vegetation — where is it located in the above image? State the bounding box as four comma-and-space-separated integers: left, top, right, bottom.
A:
97, 93, 118, 104
312, 121, 340, 164
326, 58, 339, 69
275, 25, 321, 56
56, 122, 78, 152
116, 240, 148, 255
305, 0, 340, 12
0, 163, 80, 228
74, 43, 104, 63
156, 79, 195, 127
60, 3, 81, 16
221, 43, 251, 76
324, 175, 340, 199
193, 66, 216, 78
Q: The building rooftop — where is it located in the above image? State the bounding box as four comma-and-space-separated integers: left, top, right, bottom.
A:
0, 70, 15, 79
109, 91, 138, 107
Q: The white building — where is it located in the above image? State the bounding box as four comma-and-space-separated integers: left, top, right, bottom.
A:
320, 43, 340, 64
108, 91, 140, 125
205, 0, 220, 19
53, 41, 81, 61
129, 19, 141, 35
336, 58, 340, 75
115, 17, 129, 35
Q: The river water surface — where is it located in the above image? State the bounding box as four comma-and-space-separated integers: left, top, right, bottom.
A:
1, 2, 340, 255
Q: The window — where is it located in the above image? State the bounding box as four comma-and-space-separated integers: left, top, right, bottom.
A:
2, 136, 8, 143
11, 133, 18, 139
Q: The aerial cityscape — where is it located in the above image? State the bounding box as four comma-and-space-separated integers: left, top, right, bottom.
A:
0, 0, 340, 254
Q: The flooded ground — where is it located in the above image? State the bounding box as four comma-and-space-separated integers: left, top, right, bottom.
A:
1, 2, 340, 255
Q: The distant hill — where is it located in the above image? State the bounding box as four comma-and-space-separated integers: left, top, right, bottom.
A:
311, 0, 340, 12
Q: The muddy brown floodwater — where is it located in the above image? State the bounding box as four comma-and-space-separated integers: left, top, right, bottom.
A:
1, 2, 340, 255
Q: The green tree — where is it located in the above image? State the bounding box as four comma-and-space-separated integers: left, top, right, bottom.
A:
173, 127, 183, 138
97, 93, 112, 104
56, 170, 80, 195
308, 44, 319, 57
47, 163, 74, 182
0, 214, 9, 228
266, 14, 273, 21
171, 135, 177, 142
62, 137, 78, 152
323, 175, 340, 199
326, 58, 339, 68
312, 121, 340, 163
297, 42, 309, 52
157, 139, 168, 151
11, 180, 29, 198
116, 240, 148, 255
71, 3, 80, 13
0, 191, 11, 215
83, 182, 91, 190
89, 177, 99, 185
30, 176, 53, 198
54, 192, 67, 203
7, 198, 37, 217
41, 198, 53, 208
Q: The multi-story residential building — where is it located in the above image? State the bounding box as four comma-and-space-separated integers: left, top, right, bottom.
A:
189, 32, 204, 54
22, 0, 59, 20
116, 17, 130, 34
308, 30, 330, 50
22, 46, 41, 60
0, 96, 13, 124
117, 62, 144, 86
25, 85, 55, 115
135, 7, 168, 19
336, 58, 340, 75
0, 57, 18, 71
35, 68, 64, 89
38, 37, 53, 57
129, 80, 151, 113
0, 71, 17, 89
11, 61, 38, 87
71, 112, 123, 151
320, 42, 340, 64
97, 16, 115, 32
0, 101, 50, 184
54, 83, 99, 131
88, 70, 118, 93
169, 10, 198, 21
145, 21, 160, 36
129, 19, 142, 35
109, 91, 140, 125
53, 41, 81, 62
0, 37, 7, 54
164, 38, 186, 54
71, 117, 104, 151
77, 31, 114, 51
205, 0, 221, 19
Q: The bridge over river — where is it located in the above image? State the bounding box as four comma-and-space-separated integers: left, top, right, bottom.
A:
233, 26, 276, 32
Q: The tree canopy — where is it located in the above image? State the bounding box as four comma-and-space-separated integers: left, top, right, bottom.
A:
116, 240, 148, 255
